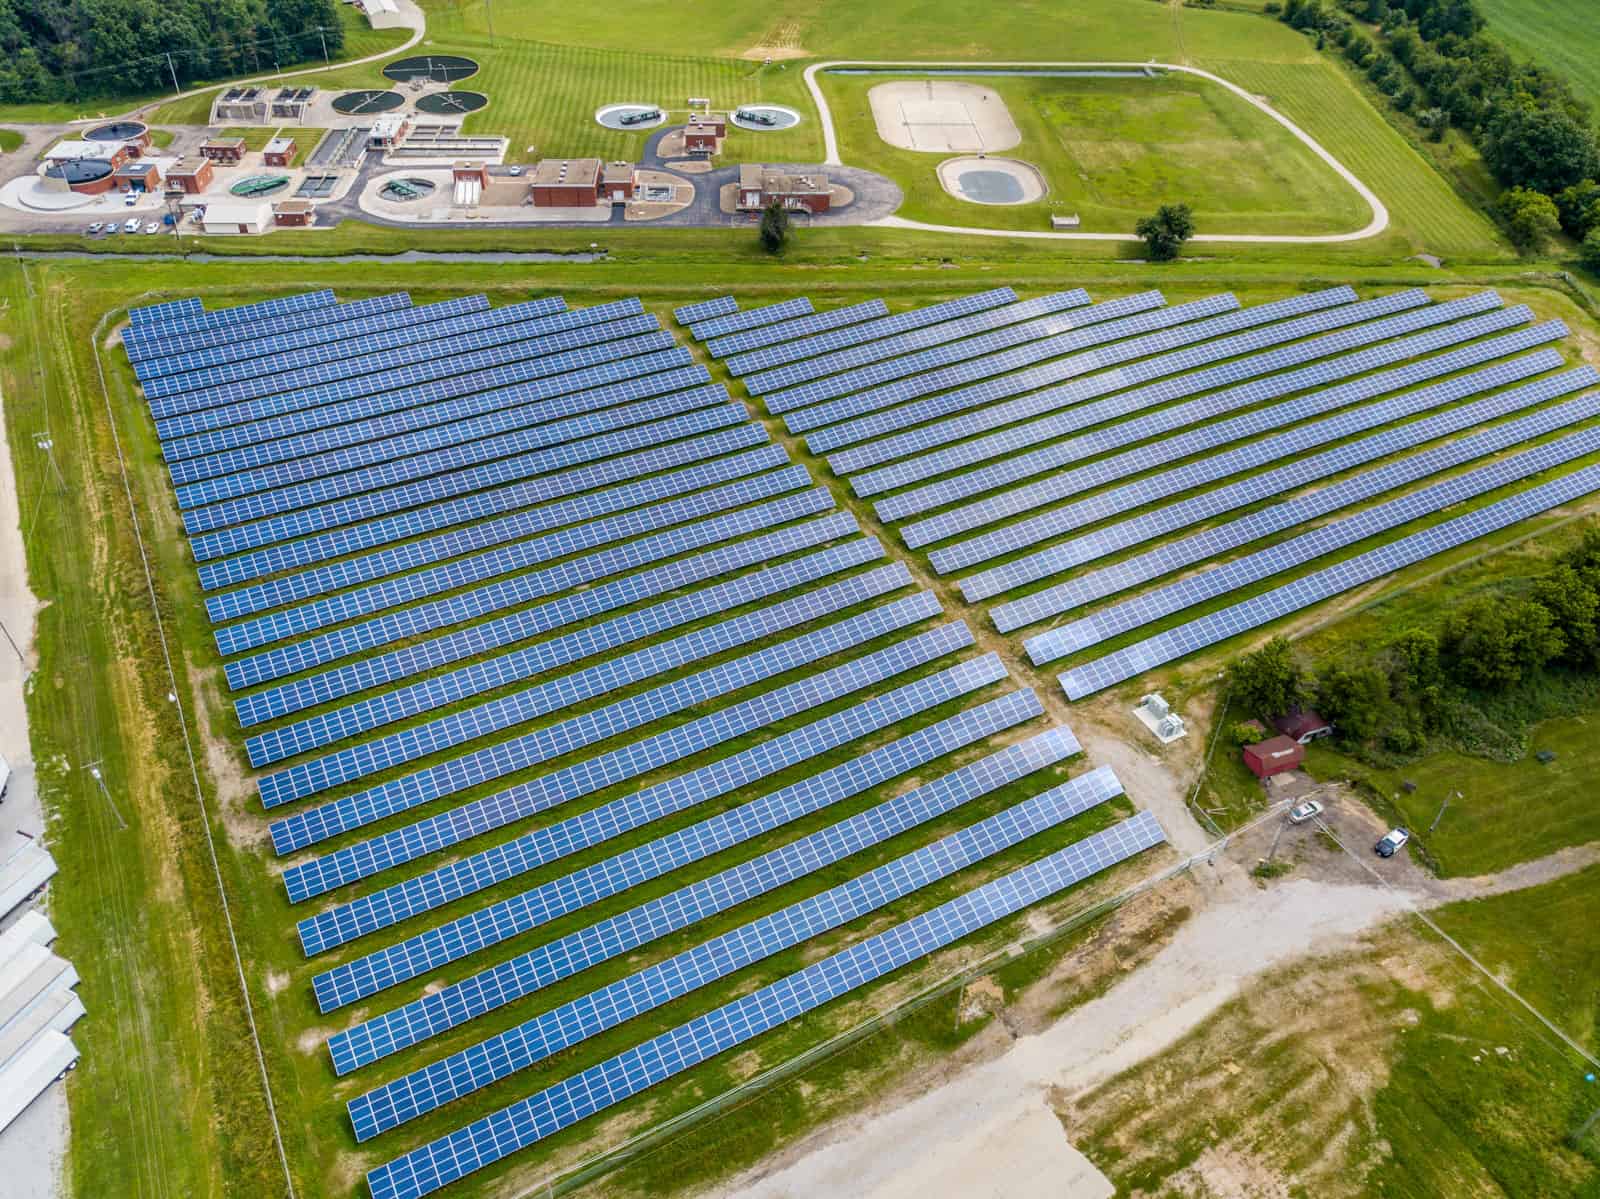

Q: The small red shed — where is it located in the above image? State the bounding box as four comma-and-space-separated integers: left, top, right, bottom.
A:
1243, 735, 1305, 780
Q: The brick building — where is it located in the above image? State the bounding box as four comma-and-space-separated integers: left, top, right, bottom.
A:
527, 158, 602, 207
737, 165, 832, 214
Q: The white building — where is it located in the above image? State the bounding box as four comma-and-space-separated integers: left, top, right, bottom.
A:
200, 199, 273, 235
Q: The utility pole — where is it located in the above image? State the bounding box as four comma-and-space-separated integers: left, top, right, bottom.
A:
318, 27, 330, 66
484, 0, 497, 46
166, 52, 181, 96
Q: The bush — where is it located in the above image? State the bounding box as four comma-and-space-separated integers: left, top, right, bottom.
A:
758, 201, 790, 253
1495, 186, 1561, 254
1228, 637, 1302, 721
1582, 229, 1600, 273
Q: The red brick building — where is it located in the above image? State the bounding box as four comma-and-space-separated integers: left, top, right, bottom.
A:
602, 161, 636, 203
1242, 735, 1305, 780
198, 138, 247, 165
737, 165, 832, 214
273, 200, 315, 227
263, 137, 298, 168
527, 158, 602, 207
115, 161, 162, 193
164, 159, 215, 195
47, 140, 132, 171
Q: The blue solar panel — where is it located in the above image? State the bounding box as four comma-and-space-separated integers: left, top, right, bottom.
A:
742, 290, 1103, 397
220, 483, 830, 663
169, 363, 712, 489
674, 296, 736, 324
1062, 466, 1600, 698
146, 300, 649, 418
139, 290, 336, 340
127, 295, 202, 327
347, 745, 1107, 1139
731, 289, 1020, 379
308, 656, 1011, 1011
802, 288, 1359, 454
178, 381, 730, 516
190, 401, 753, 563
362, 809, 1165, 1199
1038, 417, 1600, 662
141, 295, 509, 396
689, 297, 814, 340
830, 288, 1460, 479
992, 371, 1600, 633
152, 325, 678, 445
255, 544, 891, 781
129, 293, 420, 371
309, 651, 1009, 1008
159, 344, 694, 465
227, 509, 859, 696
894, 321, 1557, 539
262, 589, 940, 815
920, 339, 1566, 570
326, 694, 1056, 1072
285, 621, 972, 920
705, 301, 889, 358
200, 425, 772, 594
771, 291, 1194, 417
283, 603, 949, 903
853, 292, 1471, 500
246, 556, 908, 764
210, 450, 793, 629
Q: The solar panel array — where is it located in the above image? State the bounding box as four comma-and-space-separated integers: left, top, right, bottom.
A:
365, 810, 1167, 1199
125, 289, 1181, 1199
687, 285, 1600, 703
347, 757, 1122, 1140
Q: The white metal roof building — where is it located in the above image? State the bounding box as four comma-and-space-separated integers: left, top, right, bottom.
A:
0, 1029, 78, 1133
0, 837, 56, 923
200, 199, 273, 235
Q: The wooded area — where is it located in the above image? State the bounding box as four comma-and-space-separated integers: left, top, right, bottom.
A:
0, 0, 344, 103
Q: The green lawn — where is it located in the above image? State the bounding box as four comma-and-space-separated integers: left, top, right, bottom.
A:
1197, 57, 1508, 260
422, 0, 1322, 63
1477, 0, 1600, 115
1307, 705, 1600, 878
822, 69, 1369, 234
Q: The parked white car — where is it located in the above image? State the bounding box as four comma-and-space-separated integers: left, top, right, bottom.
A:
123, 218, 141, 233
144, 222, 160, 234
1375, 828, 1410, 858
1288, 799, 1324, 824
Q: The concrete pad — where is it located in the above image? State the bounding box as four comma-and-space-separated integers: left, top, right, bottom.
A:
869, 80, 1021, 154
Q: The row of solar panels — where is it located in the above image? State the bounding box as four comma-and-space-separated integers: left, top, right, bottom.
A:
128, 293, 1177, 1199
687, 284, 1600, 702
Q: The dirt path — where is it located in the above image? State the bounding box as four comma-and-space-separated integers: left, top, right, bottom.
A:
712, 814, 1600, 1199
1427, 839, 1600, 903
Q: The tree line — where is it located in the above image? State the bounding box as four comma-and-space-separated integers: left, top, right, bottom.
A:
1273, 0, 1600, 261
1227, 527, 1600, 758
0, 0, 345, 104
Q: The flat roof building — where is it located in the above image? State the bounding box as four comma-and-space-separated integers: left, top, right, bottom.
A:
47, 140, 131, 171
273, 199, 316, 227
164, 158, 214, 194
114, 161, 161, 192
198, 138, 247, 164
368, 116, 410, 150
601, 161, 636, 203
262, 137, 298, 167
527, 158, 602, 207
200, 198, 272, 235
737, 164, 832, 214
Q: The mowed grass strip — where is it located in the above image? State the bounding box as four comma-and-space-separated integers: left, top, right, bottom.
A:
821, 70, 1368, 235
422, 0, 1322, 64
1476, 0, 1600, 115
1200, 58, 1507, 259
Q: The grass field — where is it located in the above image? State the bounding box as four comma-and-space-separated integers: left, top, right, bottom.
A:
820, 70, 1369, 235
420, 0, 1324, 64
5, 250, 1598, 1199
1068, 864, 1600, 1197
1477, 0, 1600, 115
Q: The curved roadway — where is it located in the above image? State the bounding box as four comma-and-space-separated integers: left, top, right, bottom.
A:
803, 59, 1389, 244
